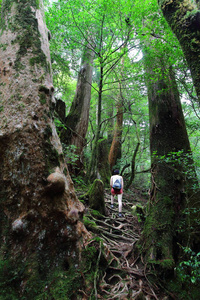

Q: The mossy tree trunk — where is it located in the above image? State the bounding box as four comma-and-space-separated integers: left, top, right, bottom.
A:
61, 44, 95, 174
125, 142, 140, 189
108, 52, 127, 173
0, 0, 90, 296
87, 65, 103, 181
98, 137, 111, 185
88, 179, 106, 215
108, 96, 124, 172
158, 0, 200, 101
140, 48, 200, 273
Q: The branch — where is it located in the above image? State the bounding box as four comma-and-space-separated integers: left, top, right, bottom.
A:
135, 168, 151, 174
125, 142, 140, 189
69, 4, 97, 54
103, 45, 136, 79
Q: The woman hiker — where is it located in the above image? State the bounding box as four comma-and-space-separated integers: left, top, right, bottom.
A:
110, 169, 124, 217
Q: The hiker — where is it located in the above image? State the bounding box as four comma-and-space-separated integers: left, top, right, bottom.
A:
110, 169, 124, 217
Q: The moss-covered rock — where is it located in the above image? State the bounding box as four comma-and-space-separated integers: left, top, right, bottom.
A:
131, 204, 145, 222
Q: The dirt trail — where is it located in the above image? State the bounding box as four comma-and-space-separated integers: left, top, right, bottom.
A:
83, 188, 165, 299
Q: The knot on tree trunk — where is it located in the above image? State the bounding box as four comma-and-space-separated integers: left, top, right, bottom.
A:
46, 167, 66, 194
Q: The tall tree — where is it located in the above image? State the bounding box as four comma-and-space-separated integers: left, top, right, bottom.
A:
46, 0, 136, 181
0, 0, 90, 296
158, 0, 200, 101
108, 78, 124, 172
140, 44, 200, 273
61, 44, 95, 174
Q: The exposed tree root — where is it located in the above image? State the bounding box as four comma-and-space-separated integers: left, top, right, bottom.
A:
81, 188, 167, 299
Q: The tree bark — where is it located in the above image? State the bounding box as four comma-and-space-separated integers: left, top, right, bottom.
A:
108, 55, 126, 172
98, 137, 111, 185
87, 65, 103, 180
140, 49, 200, 273
88, 179, 106, 215
0, 0, 90, 294
158, 0, 200, 101
108, 97, 124, 172
61, 45, 94, 173
125, 142, 140, 189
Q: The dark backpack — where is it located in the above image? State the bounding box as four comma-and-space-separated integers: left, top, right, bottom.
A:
112, 178, 121, 190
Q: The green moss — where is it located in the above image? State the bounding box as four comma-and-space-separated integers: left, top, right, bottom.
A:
0, 43, 8, 51
39, 93, 46, 105
91, 209, 103, 217
45, 145, 60, 174
1, 0, 49, 72
63, 168, 67, 176
29, 57, 41, 66
44, 125, 52, 139
0, 236, 109, 299
167, 276, 199, 300
40, 268, 82, 300
0, 259, 21, 299
16, 103, 25, 111
9, 93, 23, 104
36, 0, 40, 9
83, 216, 97, 229
87, 179, 106, 215
150, 258, 175, 269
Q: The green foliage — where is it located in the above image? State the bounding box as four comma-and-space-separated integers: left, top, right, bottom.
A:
62, 144, 79, 166
176, 247, 200, 285
72, 174, 87, 188
54, 117, 66, 133
152, 149, 198, 183
0, 260, 21, 300
45, 0, 200, 191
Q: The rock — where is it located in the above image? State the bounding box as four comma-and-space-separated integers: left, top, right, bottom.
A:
131, 204, 145, 221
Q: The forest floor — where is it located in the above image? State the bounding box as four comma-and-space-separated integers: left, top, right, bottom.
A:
80, 187, 170, 300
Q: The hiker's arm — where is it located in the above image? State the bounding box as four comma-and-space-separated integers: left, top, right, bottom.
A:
110, 176, 113, 187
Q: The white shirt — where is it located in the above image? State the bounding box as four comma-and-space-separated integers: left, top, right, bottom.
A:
110, 175, 123, 189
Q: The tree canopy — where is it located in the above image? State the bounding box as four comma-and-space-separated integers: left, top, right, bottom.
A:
45, 0, 200, 182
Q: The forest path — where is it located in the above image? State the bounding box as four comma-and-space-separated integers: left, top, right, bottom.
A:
83, 188, 165, 299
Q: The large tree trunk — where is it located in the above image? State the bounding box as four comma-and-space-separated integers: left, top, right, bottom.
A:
0, 0, 90, 296
87, 65, 103, 181
62, 45, 94, 173
158, 0, 200, 101
108, 57, 126, 172
108, 97, 124, 172
98, 137, 111, 185
125, 142, 140, 189
140, 50, 200, 274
